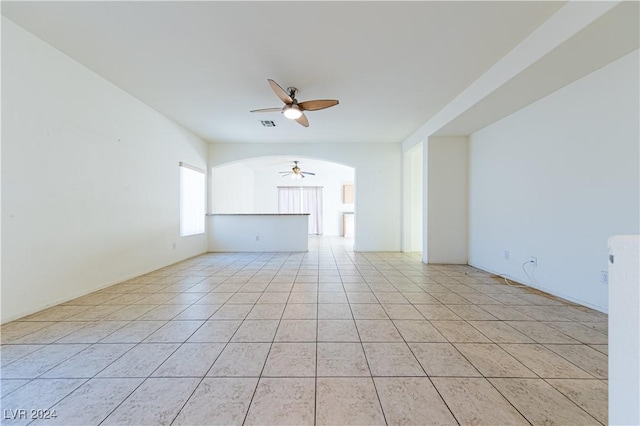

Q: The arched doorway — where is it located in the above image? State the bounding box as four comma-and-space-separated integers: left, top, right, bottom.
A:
211, 156, 356, 244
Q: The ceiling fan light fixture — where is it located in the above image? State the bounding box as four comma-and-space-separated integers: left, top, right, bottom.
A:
283, 104, 303, 119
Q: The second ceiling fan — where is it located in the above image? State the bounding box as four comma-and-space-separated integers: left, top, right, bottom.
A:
251, 79, 339, 127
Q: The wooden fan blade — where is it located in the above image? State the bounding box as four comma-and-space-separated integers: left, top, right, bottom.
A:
268, 79, 293, 104
295, 113, 309, 127
250, 107, 282, 113
301, 171, 315, 176
279, 172, 292, 176
298, 99, 339, 111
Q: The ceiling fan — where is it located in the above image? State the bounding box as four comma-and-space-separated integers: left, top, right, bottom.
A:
279, 161, 315, 180
251, 79, 339, 127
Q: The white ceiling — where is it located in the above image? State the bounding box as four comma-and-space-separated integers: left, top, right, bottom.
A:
3, 1, 634, 145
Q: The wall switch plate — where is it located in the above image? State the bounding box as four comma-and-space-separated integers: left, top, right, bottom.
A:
504, 250, 510, 260
530, 256, 537, 267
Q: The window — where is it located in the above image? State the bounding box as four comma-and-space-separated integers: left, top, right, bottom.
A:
179, 162, 205, 236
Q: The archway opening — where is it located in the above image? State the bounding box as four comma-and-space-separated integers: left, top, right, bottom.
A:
211, 156, 356, 244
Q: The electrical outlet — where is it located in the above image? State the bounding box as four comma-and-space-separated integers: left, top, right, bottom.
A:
255, 235, 260, 242
600, 271, 609, 285
529, 256, 537, 267
504, 250, 510, 260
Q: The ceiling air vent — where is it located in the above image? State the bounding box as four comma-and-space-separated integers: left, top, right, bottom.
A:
260, 120, 276, 127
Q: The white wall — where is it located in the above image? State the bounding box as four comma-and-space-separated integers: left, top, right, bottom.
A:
402, 143, 423, 252
426, 136, 469, 264
208, 214, 309, 252
1, 18, 209, 323
608, 235, 640, 425
468, 50, 640, 312
211, 163, 255, 213
209, 143, 401, 252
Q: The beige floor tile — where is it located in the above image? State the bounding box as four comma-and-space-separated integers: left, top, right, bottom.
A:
1, 322, 57, 344
245, 378, 315, 425
143, 320, 204, 343
102, 377, 199, 425
96, 343, 179, 377
2, 246, 609, 426
317, 303, 353, 319
393, 320, 447, 342
226, 292, 261, 304
402, 292, 441, 304
356, 320, 403, 342
173, 304, 221, 320
590, 344, 608, 355
173, 378, 258, 425
30, 378, 143, 426
318, 292, 348, 304
431, 293, 471, 304
210, 304, 253, 320
375, 292, 410, 304
317, 319, 360, 342
409, 342, 481, 377
467, 321, 535, 344
382, 304, 424, 319
231, 320, 279, 342
545, 344, 608, 379
263, 342, 316, 377
432, 377, 529, 425
12, 322, 90, 344
431, 321, 491, 343
21, 305, 91, 322
476, 304, 535, 320
414, 304, 462, 320
455, 343, 536, 378
263, 283, 294, 294
1, 344, 89, 379
547, 378, 608, 424
346, 292, 379, 304
187, 320, 242, 342
375, 377, 457, 425
317, 342, 370, 376
350, 304, 389, 319
274, 320, 317, 342
288, 292, 318, 303
543, 321, 608, 344
447, 305, 497, 320
65, 304, 127, 321
363, 342, 425, 376
137, 304, 189, 320
505, 321, 579, 343
99, 321, 166, 343
246, 303, 285, 319
282, 303, 317, 319
153, 343, 225, 377
42, 343, 134, 378
501, 343, 593, 378
489, 378, 600, 425
316, 377, 385, 425
0, 379, 30, 398
207, 343, 270, 377
101, 305, 156, 321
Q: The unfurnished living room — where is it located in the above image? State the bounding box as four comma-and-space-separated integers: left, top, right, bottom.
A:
1, 1, 639, 425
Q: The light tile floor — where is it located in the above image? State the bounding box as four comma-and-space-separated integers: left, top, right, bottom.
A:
1, 237, 608, 425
